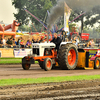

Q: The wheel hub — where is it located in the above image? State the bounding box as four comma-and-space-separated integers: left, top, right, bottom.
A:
68, 49, 76, 66
47, 60, 51, 68
96, 60, 99, 67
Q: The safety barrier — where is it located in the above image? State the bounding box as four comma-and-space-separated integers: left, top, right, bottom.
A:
0, 48, 32, 58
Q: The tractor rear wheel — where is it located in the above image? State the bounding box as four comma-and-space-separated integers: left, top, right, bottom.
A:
22, 63, 30, 70
43, 58, 52, 71
94, 57, 100, 69
39, 61, 44, 69
58, 43, 78, 70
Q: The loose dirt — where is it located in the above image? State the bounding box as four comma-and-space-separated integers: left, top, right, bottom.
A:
0, 64, 100, 99
0, 80, 100, 100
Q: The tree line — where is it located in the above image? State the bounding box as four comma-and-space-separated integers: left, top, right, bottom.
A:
12, 0, 100, 36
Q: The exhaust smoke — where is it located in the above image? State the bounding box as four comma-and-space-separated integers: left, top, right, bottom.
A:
47, 0, 100, 29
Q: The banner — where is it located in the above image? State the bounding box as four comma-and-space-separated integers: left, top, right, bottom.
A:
64, 2, 71, 32
14, 49, 27, 58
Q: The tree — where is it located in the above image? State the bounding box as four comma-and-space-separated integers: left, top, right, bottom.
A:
70, 5, 100, 33
12, 0, 57, 25
85, 6, 100, 27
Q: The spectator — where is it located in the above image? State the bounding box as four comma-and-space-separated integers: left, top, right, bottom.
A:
20, 37, 25, 48
37, 36, 41, 43
32, 36, 37, 43
65, 38, 69, 42
49, 32, 52, 41
0, 37, 3, 47
87, 42, 90, 48
75, 40, 78, 46
26, 39, 32, 48
16, 38, 21, 47
12, 39, 16, 48
41, 37, 47, 43
88, 39, 92, 47
3, 36, 6, 47
6, 38, 13, 47
91, 39, 95, 48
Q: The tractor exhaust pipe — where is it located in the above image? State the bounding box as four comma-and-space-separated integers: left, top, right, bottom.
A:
47, 29, 49, 43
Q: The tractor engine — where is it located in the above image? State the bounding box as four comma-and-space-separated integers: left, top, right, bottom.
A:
32, 43, 56, 56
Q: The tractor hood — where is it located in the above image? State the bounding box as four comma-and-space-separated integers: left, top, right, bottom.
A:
32, 43, 56, 48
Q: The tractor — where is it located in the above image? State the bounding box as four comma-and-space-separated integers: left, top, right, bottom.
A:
22, 37, 100, 71
22, 37, 79, 71
66, 27, 90, 43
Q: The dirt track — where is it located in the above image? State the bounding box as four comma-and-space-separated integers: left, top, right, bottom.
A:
0, 64, 100, 99
0, 64, 100, 79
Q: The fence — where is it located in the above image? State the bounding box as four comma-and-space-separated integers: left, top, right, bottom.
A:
0, 48, 32, 58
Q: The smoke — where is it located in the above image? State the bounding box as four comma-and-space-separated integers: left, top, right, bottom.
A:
47, 0, 100, 29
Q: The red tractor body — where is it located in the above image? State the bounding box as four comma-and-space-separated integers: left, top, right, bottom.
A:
81, 33, 90, 41
70, 27, 90, 42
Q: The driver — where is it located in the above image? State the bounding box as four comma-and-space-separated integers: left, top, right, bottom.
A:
51, 33, 62, 53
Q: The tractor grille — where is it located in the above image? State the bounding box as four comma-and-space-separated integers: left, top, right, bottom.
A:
33, 48, 39, 55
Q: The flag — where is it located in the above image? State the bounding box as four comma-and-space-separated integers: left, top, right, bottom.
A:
64, 2, 71, 32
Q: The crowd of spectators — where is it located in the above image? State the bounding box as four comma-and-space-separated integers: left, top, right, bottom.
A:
0, 35, 47, 48
0, 34, 99, 49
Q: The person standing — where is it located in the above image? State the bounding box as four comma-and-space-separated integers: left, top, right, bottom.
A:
3, 36, 6, 47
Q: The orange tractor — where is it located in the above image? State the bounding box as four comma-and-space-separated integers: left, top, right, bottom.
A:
22, 42, 79, 71
22, 41, 100, 71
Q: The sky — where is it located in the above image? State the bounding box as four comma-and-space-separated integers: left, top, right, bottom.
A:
0, 0, 17, 24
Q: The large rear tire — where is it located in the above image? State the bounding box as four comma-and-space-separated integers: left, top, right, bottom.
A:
58, 43, 78, 70
94, 57, 100, 69
43, 58, 52, 71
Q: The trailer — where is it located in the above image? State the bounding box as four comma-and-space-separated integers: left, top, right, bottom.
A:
77, 48, 100, 69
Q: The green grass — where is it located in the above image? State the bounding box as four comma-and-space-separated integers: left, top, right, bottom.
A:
0, 75, 100, 86
0, 58, 21, 64
0, 58, 38, 64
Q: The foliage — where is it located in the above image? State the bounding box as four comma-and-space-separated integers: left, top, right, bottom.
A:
83, 27, 100, 39
85, 6, 100, 27
70, 5, 100, 32
12, 0, 57, 25
18, 25, 30, 32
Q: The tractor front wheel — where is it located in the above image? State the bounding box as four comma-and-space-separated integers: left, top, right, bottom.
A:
94, 57, 100, 69
43, 58, 52, 71
22, 63, 30, 70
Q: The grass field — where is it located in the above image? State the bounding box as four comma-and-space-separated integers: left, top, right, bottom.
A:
0, 75, 100, 86
0, 58, 38, 64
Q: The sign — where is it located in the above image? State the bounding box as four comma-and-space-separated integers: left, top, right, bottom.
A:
14, 49, 27, 58
89, 50, 97, 58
